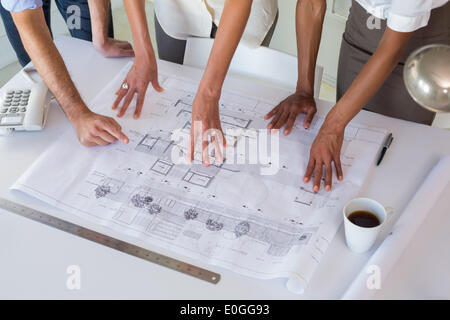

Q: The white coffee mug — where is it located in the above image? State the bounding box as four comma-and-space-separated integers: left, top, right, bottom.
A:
343, 198, 394, 254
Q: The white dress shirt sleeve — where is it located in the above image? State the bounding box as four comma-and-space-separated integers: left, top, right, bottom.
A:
1, 0, 43, 12
388, 0, 444, 32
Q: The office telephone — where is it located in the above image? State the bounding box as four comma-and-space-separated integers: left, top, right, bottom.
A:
0, 67, 51, 133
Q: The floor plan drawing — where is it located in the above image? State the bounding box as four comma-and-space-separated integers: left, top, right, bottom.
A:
182, 169, 214, 188
13, 62, 387, 293
176, 108, 252, 130
135, 132, 174, 155
85, 170, 317, 257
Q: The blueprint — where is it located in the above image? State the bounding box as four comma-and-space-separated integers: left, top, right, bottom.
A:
12, 62, 386, 293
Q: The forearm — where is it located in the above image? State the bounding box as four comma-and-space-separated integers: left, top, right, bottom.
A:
326, 27, 413, 131
199, 0, 253, 97
88, 0, 111, 47
12, 9, 89, 122
296, 0, 326, 95
123, 0, 154, 60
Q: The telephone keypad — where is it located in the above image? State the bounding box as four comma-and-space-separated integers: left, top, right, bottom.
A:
0, 89, 30, 126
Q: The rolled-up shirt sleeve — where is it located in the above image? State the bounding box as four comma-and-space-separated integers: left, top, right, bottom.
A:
1, 0, 43, 12
388, 0, 433, 32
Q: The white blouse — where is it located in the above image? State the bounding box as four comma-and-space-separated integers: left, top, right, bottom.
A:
154, 0, 278, 48
356, 0, 449, 32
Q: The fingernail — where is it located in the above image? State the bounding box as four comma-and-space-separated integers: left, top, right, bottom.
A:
339, 176, 343, 180
303, 177, 309, 183
325, 185, 331, 191
313, 185, 319, 192
270, 129, 278, 134
284, 130, 289, 136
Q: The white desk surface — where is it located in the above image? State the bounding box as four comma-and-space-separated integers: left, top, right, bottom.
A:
1, 37, 450, 299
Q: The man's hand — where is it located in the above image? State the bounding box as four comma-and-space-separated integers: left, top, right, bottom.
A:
188, 92, 226, 166
265, 91, 317, 135
10, 7, 128, 148
112, 55, 163, 119
304, 120, 344, 192
89, 0, 134, 58
72, 110, 129, 147
94, 38, 134, 58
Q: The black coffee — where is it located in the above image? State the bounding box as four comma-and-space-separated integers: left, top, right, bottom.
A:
348, 210, 380, 228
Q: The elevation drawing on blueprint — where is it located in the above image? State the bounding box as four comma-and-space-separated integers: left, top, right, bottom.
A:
12, 62, 386, 294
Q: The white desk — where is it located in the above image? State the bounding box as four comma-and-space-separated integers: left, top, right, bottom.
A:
1, 37, 450, 299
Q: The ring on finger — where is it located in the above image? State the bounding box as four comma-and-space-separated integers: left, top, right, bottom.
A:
121, 82, 129, 90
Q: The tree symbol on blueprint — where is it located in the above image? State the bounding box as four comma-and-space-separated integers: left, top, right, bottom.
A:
131, 194, 154, 208
206, 219, 224, 232
234, 221, 250, 238
184, 208, 199, 220
94, 185, 111, 199
148, 203, 162, 215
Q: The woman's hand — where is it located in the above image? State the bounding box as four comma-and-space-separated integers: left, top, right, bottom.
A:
112, 54, 163, 119
304, 119, 344, 192
265, 91, 317, 135
188, 91, 226, 166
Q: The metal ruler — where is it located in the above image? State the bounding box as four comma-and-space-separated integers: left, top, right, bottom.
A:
0, 198, 221, 284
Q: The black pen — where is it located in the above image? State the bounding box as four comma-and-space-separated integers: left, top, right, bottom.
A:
376, 133, 393, 166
